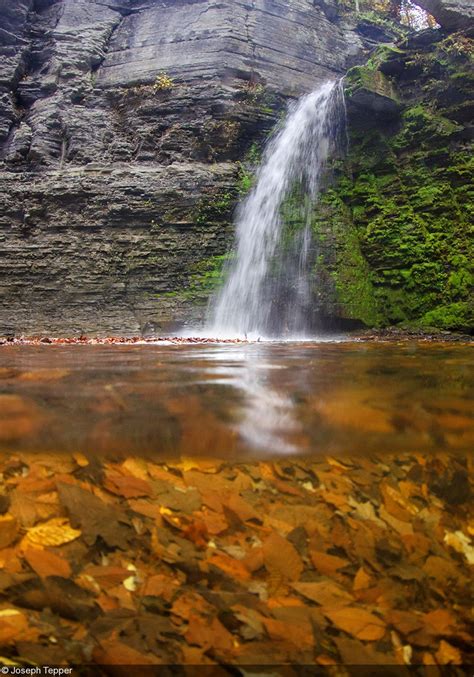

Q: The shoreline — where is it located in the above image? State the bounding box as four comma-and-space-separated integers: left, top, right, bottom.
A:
0, 328, 472, 346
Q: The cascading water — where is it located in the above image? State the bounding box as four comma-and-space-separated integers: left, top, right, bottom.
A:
206, 79, 346, 339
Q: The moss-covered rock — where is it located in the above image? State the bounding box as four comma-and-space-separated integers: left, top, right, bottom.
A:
312, 28, 473, 332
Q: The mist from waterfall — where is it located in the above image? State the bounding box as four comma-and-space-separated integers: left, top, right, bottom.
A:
206, 79, 346, 339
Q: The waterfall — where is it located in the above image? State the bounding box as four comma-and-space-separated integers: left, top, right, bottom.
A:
206, 79, 346, 339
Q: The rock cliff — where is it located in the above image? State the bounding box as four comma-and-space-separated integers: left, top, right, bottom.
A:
0, 0, 471, 336
0, 0, 374, 336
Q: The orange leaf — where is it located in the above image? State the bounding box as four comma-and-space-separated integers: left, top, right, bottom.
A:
435, 640, 462, 665
423, 609, 458, 636
0, 514, 18, 549
24, 545, 71, 578
185, 614, 234, 651
25, 517, 81, 547
0, 609, 29, 644
208, 553, 251, 581
263, 616, 314, 648
311, 550, 350, 575
353, 567, 372, 591
324, 607, 386, 641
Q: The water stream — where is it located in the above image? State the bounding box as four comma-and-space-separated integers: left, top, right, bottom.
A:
207, 80, 346, 339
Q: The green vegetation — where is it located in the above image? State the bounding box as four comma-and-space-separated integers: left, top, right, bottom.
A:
163, 254, 232, 302
305, 31, 474, 332
194, 189, 236, 225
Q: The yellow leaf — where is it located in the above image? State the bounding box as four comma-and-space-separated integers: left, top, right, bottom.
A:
73, 453, 89, 467
26, 517, 81, 547
175, 457, 220, 473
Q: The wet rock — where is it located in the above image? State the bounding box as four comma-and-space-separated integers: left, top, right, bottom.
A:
345, 66, 401, 123
0, 0, 368, 335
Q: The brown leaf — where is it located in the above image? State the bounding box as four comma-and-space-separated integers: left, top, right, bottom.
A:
9, 577, 98, 621
263, 531, 303, 582
292, 581, 353, 607
142, 574, 180, 602
185, 614, 234, 652
198, 509, 228, 535
423, 556, 464, 583
223, 493, 262, 523
384, 609, 424, 637
182, 520, 209, 549
23, 546, 71, 578
93, 639, 160, 665
84, 565, 131, 589
324, 607, 386, 641
334, 636, 398, 665
104, 470, 153, 498
57, 482, 132, 549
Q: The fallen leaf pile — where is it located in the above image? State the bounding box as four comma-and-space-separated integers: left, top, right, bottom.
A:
0, 451, 471, 668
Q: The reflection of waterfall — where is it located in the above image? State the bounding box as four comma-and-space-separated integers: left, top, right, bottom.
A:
207, 80, 345, 339
238, 357, 301, 454
198, 345, 305, 454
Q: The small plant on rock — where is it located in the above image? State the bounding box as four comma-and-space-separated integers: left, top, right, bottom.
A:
153, 72, 174, 92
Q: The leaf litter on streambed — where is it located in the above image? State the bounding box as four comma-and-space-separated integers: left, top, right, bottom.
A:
0, 451, 471, 670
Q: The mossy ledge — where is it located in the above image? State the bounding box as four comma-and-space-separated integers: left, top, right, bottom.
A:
312, 29, 473, 333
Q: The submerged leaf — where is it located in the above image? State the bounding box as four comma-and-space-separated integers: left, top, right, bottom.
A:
25, 518, 81, 547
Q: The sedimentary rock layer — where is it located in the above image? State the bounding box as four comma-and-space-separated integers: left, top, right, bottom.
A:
0, 0, 370, 336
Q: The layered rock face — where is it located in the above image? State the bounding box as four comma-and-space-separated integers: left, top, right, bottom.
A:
0, 0, 370, 336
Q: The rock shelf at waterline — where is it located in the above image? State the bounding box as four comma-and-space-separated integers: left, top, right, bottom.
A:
1, 331, 472, 346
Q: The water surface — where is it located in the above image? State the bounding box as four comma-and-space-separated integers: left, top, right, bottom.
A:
0, 341, 472, 458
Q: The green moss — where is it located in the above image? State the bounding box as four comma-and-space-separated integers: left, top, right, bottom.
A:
420, 302, 473, 331
163, 254, 232, 302
194, 190, 236, 225
313, 44, 473, 332
345, 65, 398, 102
